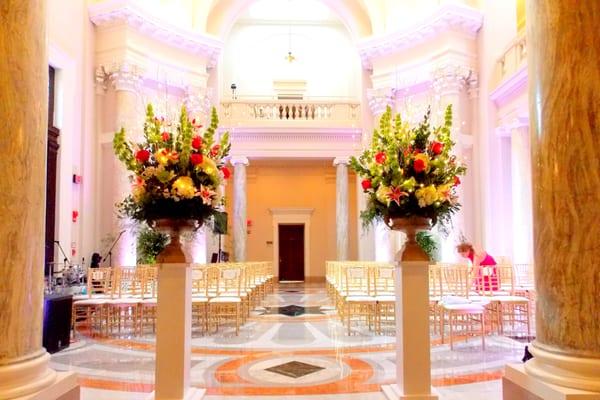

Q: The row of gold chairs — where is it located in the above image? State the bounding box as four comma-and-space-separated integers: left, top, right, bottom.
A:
72, 262, 274, 337
326, 261, 534, 347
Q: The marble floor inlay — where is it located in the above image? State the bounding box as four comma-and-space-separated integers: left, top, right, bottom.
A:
51, 282, 531, 399
265, 361, 325, 378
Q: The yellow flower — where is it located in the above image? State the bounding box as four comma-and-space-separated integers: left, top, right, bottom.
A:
436, 184, 451, 201
132, 183, 146, 202
415, 185, 438, 207
172, 176, 196, 199
376, 185, 392, 205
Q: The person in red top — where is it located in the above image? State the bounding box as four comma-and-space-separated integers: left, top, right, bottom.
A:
456, 242, 499, 292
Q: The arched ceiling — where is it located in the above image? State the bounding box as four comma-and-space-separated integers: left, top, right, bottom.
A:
203, 0, 373, 40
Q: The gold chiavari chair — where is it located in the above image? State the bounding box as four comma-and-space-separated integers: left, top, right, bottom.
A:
139, 265, 158, 335
373, 264, 395, 334
429, 264, 443, 334
438, 264, 486, 350
106, 267, 142, 336
191, 264, 209, 332
208, 265, 243, 335
341, 264, 376, 335
72, 267, 113, 336
489, 264, 531, 336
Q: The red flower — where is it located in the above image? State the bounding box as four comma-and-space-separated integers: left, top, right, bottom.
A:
414, 158, 426, 173
135, 149, 150, 163
190, 153, 203, 166
431, 141, 443, 155
210, 144, 220, 157
375, 152, 387, 164
221, 166, 231, 179
361, 179, 372, 191
454, 175, 461, 186
192, 136, 202, 150
161, 132, 170, 141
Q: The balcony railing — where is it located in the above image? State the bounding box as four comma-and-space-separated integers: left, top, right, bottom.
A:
493, 33, 527, 87
220, 97, 361, 128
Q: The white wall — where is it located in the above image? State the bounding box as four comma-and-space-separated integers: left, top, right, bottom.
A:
221, 22, 361, 99
48, 0, 96, 267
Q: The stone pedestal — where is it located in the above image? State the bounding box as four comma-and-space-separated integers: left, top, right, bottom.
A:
333, 158, 349, 261
231, 157, 249, 262
504, 1, 600, 398
0, 1, 78, 398
382, 261, 438, 400
151, 263, 205, 400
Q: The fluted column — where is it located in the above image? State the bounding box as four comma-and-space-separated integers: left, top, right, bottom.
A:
0, 1, 58, 397
333, 158, 349, 260
108, 62, 143, 266
432, 65, 477, 260
509, 123, 533, 264
523, 0, 600, 393
231, 157, 249, 262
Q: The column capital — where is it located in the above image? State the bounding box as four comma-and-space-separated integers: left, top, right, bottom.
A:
230, 156, 249, 166
184, 85, 211, 118
431, 64, 477, 96
108, 61, 144, 93
333, 157, 350, 166
367, 87, 395, 116
95, 66, 108, 95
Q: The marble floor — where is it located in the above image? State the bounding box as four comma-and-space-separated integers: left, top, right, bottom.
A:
51, 282, 530, 399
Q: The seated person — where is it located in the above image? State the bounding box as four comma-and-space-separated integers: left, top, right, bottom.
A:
456, 242, 499, 292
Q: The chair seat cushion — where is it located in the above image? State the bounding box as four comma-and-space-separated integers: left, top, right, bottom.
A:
209, 296, 242, 303
106, 298, 141, 305
441, 303, 485, 312
192, 296, 208, 303
73, 299, 107, 305
345, 295, 375, 302
492, 295, 529, 302
375, 295, 395, 302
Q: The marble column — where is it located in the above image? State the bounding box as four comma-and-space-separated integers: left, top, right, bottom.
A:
504, 2, 600, 398
231, 157, 249, 262
509, 123, 533, 264
108, 62, 143, 266
0, 1, 77, 398
333, 157, 349, 261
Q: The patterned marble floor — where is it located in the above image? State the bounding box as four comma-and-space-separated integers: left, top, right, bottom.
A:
51, 282, 530, 399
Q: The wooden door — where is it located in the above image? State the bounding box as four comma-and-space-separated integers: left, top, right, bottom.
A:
278, 224, 305, 281
45, 66, 60, 275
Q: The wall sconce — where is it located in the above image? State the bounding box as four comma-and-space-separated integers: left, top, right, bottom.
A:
246, 218, 252, 234
72, 210, 79, 223
230, 83, 237, 100
72, 174, 82, 184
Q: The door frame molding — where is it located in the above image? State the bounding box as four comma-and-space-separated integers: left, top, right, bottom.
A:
269, 208, 314, 280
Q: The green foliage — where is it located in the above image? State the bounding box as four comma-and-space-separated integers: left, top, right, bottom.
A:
416, 231, 438, 261
136, 224, 169, 264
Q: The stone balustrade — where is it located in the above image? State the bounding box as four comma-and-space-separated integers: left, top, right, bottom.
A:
220, 98, 361, 128
493, 33, 527, 87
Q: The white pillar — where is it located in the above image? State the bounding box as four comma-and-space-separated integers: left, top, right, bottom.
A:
108, 62, 143, 266
231, 157, 249, 262
510, 124, 534, 264
333, 157, 349, 260
432, 65, 477, 261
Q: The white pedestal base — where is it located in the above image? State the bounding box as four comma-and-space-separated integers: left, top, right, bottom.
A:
147, 388, 206, 400
19, 371, 79, 400
382, 261, 437, 400
504, 364, 600, 400
382, 384, 438, 400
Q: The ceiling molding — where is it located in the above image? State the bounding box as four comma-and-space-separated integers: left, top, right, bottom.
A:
89, 0, 224, 67
357, 3, 483, 69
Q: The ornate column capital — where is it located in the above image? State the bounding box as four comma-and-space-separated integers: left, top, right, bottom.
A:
95, 66, 108, 95
230, 156, 249, 166
333, 157, 350, 166
431, 64, 478, 96
367, 87, 395, 116
108, 62, 144, 93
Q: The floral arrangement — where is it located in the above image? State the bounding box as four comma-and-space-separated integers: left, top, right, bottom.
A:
113, 104, 231, 225
350, 105, 466, 230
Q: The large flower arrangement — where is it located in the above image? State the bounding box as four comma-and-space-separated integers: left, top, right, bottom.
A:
113, 104, 231, 225
350, 105, 466, 230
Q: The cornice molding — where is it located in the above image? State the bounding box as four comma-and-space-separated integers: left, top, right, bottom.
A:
490, 65, 528, 108
89, 0, 224, 67
357, 3, 483, 68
